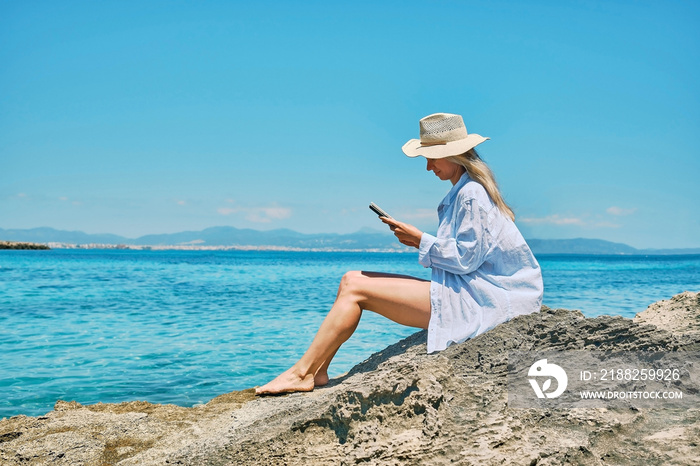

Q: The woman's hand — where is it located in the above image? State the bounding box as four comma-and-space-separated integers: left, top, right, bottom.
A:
380, 217, 423, 249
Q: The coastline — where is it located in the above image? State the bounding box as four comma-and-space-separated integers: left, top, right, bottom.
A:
41, 243, 414, 253
0, 241, 49, 250
1, 291, 698, 464
3, 227, 699, 255
7, 242, 700, 255
2, 251, 698, 421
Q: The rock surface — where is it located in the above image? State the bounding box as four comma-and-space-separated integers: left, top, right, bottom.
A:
634, 291, 700, 337
2, 292, 699, 465
0, 241, 49, 250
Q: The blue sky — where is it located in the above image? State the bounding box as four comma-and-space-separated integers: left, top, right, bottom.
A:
1, 0, 698, 249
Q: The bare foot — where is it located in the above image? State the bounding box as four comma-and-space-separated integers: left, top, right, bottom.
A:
314, 371, 329, 387
255, 368, 315, 396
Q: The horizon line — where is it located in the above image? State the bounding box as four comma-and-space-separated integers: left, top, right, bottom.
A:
2, 226, 700, 252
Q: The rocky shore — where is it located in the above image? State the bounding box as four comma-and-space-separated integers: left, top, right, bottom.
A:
0, 241, 49, 250
1, 292, 699, 465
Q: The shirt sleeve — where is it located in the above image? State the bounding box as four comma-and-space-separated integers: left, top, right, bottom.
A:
418, 197, 489, 275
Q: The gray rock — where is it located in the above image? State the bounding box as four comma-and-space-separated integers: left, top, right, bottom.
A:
2, 292, 699, 465
634, 291, 700, 339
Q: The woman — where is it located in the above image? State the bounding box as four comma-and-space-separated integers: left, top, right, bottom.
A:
255, 112, 543, 395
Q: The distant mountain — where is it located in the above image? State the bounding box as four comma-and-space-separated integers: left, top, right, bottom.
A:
527, 238, 700, 255
0, 227, 127, 246
527, 238, 638, 255
0, 226, 407, 251
1, 227, 699, 255
133, 226, 406, 250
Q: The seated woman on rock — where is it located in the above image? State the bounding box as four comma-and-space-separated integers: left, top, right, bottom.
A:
256, 112, 544, 395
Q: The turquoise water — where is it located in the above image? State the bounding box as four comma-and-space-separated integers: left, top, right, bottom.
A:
1, 250, 699, 418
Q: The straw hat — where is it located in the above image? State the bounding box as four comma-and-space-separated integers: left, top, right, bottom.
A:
402, 113, 489, 159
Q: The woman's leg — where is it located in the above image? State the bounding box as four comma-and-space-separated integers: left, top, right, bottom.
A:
255, 271, 431, 395
313, 348, 338, 387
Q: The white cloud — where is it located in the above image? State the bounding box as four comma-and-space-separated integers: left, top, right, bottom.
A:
246, 207, 292, 223
246, 212, 271, 223
402, 208, 437, 220
57, 195, 81, 205
260, 207, 292, 220
606, 206, 637, 216
519, 215, 586, 226
519, 214, 622, 229
593, 221, 622, 228
217, 207, 239, 216
217, 203, 291, 223
176, 200, 187, 206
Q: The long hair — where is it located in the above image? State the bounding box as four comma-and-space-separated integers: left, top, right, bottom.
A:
445, 148, 515, 221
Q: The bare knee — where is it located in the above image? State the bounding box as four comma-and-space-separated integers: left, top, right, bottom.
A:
337, 271, 366, 302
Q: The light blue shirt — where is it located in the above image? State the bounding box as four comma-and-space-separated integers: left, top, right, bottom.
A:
419, 172, 543, 353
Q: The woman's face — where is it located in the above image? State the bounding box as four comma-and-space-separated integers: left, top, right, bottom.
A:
426, 157, 465, 185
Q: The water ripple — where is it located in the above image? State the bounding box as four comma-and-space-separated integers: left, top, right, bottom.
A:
1, 250, 698, 418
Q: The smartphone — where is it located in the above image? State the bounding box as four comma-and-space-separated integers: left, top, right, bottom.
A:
369, 202, 392, 218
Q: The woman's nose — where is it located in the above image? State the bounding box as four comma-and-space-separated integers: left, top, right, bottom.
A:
426, 159, 434, 171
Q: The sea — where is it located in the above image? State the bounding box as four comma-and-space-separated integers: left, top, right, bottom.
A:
1, 249, 699, 419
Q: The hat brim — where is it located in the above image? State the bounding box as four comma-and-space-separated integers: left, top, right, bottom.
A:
402, 134, 489, 159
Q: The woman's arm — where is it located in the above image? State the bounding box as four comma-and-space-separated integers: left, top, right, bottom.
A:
380, 217, 423, 249
418, 198, 489, 275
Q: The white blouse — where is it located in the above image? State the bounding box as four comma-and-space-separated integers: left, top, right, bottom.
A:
418, 172, 543, 353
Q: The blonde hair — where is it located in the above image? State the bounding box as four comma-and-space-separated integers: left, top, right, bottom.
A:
445, 149, 515, 221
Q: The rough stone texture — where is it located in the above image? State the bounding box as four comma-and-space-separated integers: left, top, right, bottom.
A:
1, 292, 699, 465
634, 291, 700, 338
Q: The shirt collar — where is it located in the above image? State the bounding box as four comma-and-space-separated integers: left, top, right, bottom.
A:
439, 171, 471, 207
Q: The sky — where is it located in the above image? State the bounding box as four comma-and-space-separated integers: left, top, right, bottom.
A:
1, 0, 698, 249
